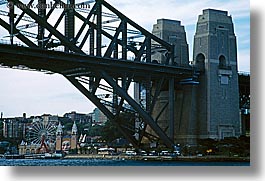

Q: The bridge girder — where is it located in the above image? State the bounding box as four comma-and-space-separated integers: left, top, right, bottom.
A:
0, 0, 195, 149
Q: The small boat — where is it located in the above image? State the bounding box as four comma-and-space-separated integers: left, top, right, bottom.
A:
4, 154, 25, 159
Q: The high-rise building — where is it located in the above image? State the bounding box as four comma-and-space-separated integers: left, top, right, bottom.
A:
3, 118, 26, 139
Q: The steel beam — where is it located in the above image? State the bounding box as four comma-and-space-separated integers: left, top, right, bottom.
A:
65, 0, 75, 52
134, 38, 147, 62
9, 2, 14, 45
38, 0, 46, 48
46, 0, 59, 18
12, 0, 83, 53
0, 0, 196, 150
96, 2, 102, 56
73, 8, 138, 55
155, 102, 168, 123
101, 71, 175, 149
44, 11, 65, 48
0, 18, 37, 47
146, 36, 151, 63
101, 0, 172, 50
14, 0, 34, 26
104, 22, 123, 57
89, 28, 95, 55
74, 1, 98, 44
65, 76, 139, 148
122, 20, 127, 60
79, 28, 91, 49
168, 77, 175, 140
0, 44, 193, 77
150, 77, 165, 113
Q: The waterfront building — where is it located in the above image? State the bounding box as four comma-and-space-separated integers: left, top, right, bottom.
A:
55, 121, 78, 154
18, 140, 42, 155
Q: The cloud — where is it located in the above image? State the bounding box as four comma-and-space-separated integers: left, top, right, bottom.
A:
107, 0, 249, 26
0, 68, 95, 117
108, 0, 250, 66
238, 49, 250, 72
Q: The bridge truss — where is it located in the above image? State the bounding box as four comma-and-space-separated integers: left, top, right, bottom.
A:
0, 0, 194, 149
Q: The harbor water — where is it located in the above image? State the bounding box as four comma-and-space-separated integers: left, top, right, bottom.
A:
0, 158, 250, 166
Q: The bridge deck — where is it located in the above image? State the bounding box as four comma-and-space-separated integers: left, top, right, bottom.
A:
0, 44, 193, 80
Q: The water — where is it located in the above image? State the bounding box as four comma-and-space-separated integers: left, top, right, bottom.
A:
0, 158, 250, 166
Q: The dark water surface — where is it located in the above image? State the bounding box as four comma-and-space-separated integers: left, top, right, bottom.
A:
0, 158, 250, 166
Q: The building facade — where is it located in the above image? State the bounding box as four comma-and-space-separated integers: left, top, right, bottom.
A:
55, 121, 78, 154
3, 118, 26, 139
91, 108, 108, 125
63, 111, 92, 124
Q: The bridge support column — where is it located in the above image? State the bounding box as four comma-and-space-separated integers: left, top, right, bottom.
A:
169, 77, 175, 141
65, 75, 139, 148
101, 71, 175, 149
9, 1, 15, 45
38, 0, 46, 48
65, 0, 75, 52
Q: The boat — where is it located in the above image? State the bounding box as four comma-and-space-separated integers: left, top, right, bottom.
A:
24, 153, 64, 159
4, 154, 25, 159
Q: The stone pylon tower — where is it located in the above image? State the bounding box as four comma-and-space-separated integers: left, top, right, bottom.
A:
70, 121, 78, 150
193, 9, 241, 140
152, 19, 189, 66
55, 122, 63, 152
149, 19, 194, 145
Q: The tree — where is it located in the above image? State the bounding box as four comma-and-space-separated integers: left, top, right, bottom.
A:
197, 138, 217, 154
101, 113, 135, 144
101, 120, 123, 143
87, 125, 103, 137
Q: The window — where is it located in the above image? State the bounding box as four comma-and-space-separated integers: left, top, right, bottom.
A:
219, 55, 226, 67
195, 53, 205, 70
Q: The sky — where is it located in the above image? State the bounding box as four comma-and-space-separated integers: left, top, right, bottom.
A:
0, 0, 250, 118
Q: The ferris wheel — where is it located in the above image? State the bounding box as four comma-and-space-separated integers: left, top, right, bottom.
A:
27, 121, 57, 145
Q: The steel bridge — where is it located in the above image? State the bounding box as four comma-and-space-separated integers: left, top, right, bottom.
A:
0, 0, 197, 149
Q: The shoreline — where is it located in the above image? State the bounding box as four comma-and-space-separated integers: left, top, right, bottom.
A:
64, 154, 250, 162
